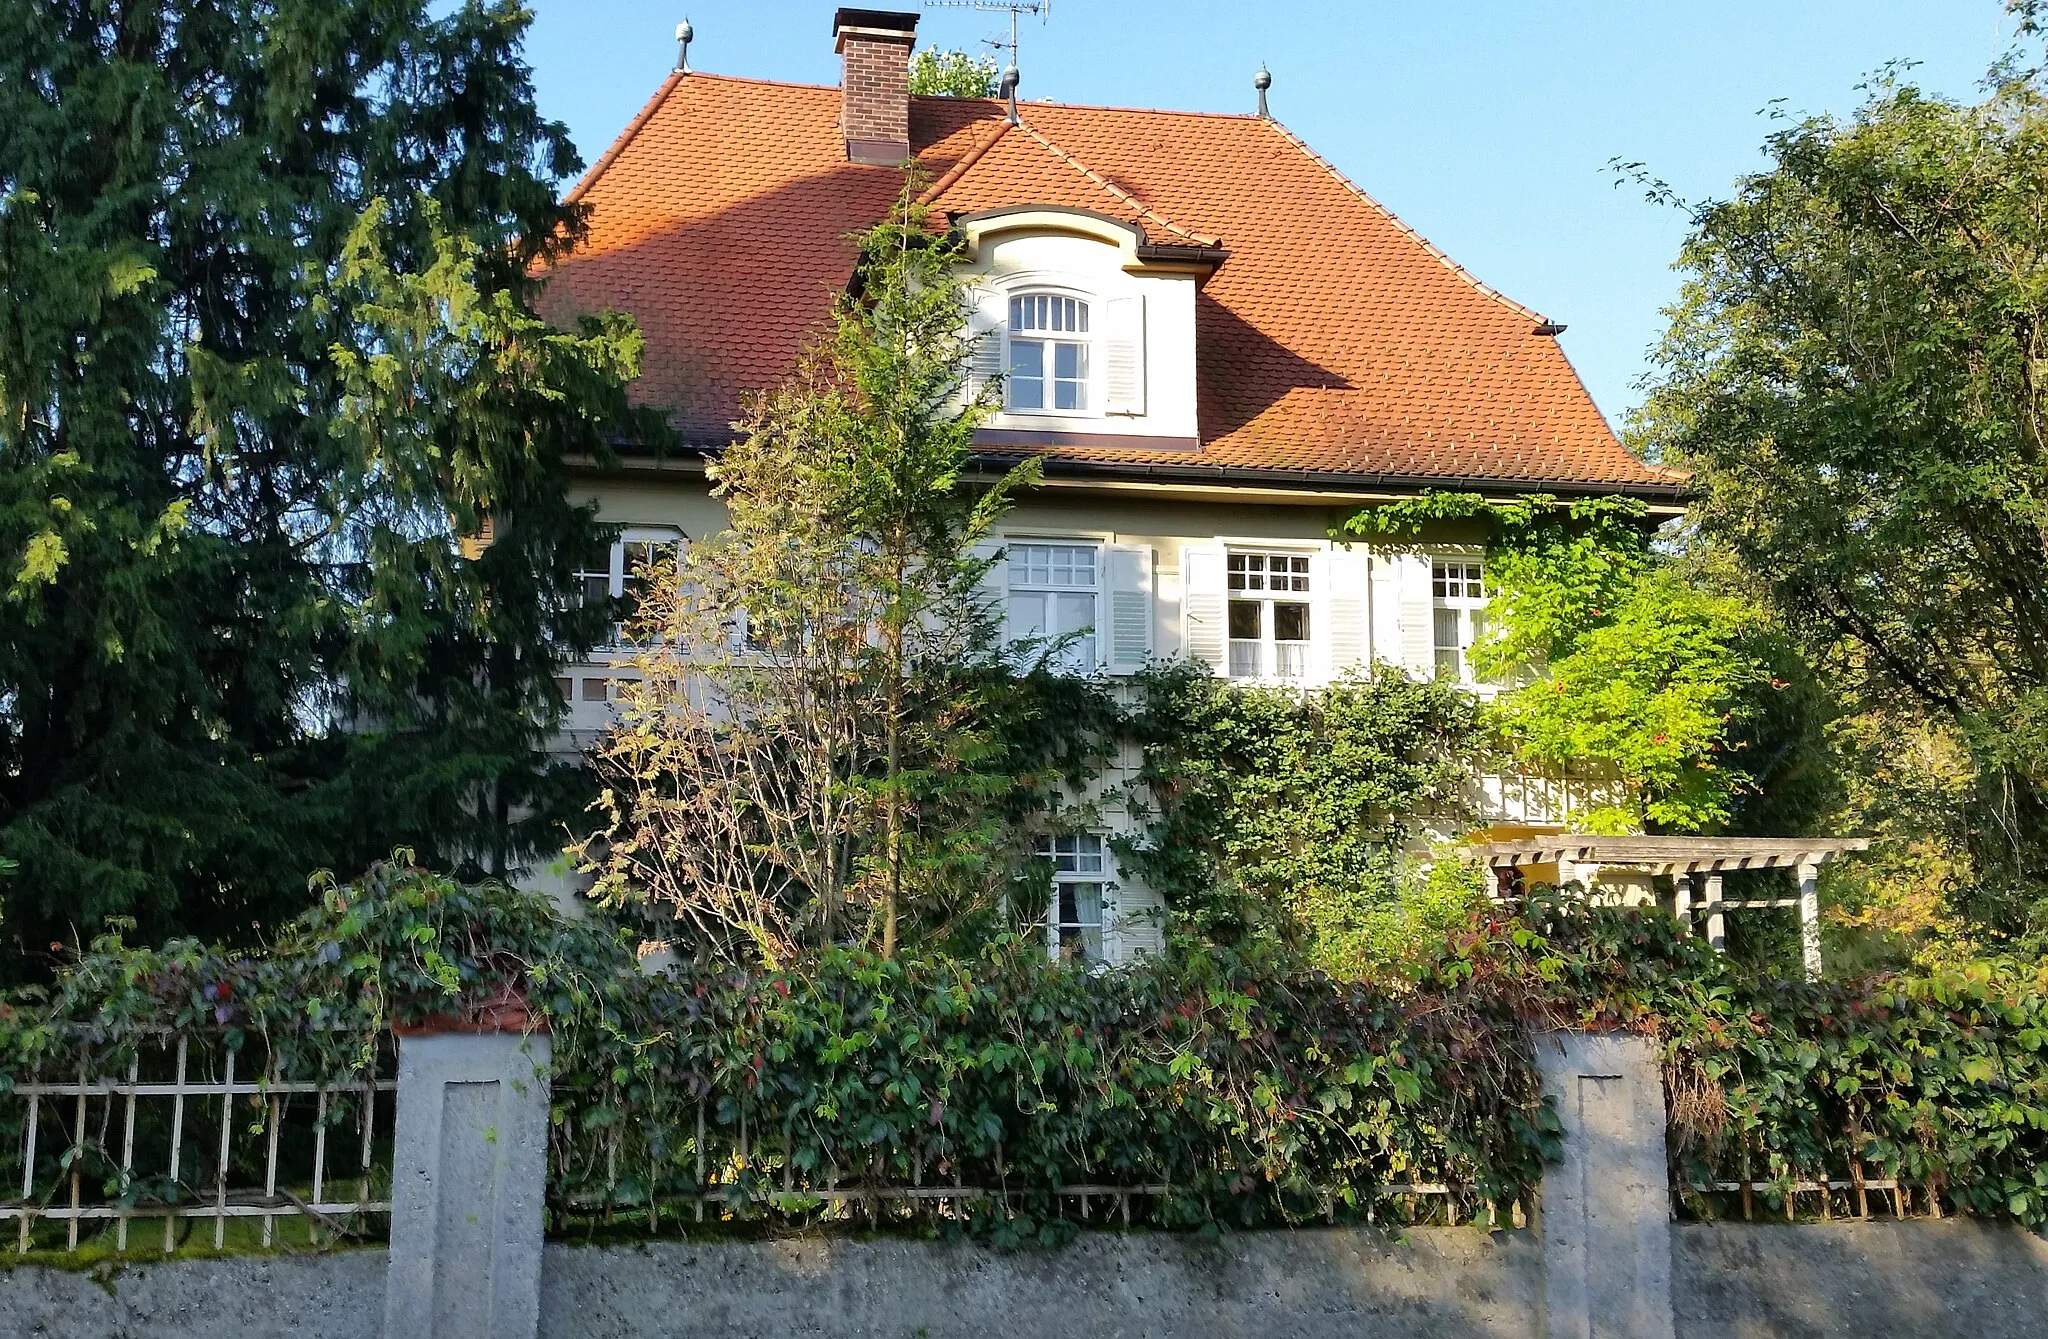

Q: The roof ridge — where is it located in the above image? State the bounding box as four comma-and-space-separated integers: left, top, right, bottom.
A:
916, 117, 1012, 205
1009, 117, 1221, 248
1257, 117, 1547, 327
565, 72, 683, 205
985, 97, 1266, 122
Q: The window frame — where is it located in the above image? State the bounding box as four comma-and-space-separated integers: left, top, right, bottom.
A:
1034, 832, 1109, 964
1225, 548, 1314, 682
1006, 538, 1103, 673
1004, 289, 1097, 418
578, 527, 685, 647
1430, 554, 1489, 685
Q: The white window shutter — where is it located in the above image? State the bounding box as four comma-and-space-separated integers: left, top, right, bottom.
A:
971, 540, 1008, 653
1104, 543, 1153, 674
1181, 545, 1227, 675
1326, 546, 1370, 680
965, 288, 1005, 404
1396, 553, 1435, 680
1305, 549, 1334, 684
1103, 294, 1146, 416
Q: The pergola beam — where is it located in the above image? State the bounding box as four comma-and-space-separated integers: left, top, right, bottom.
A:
1465, 835, 1869, 980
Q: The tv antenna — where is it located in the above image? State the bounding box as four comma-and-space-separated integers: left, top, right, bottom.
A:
923, 2, 1051, 118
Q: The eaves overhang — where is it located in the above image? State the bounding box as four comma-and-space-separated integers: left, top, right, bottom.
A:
575, 436, 1693, 512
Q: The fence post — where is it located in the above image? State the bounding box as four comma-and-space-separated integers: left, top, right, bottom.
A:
382, 1024, 552, 1339
1534, 1030, 1675, 1339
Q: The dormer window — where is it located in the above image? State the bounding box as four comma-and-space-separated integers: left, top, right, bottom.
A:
1008, 293, 1091, 413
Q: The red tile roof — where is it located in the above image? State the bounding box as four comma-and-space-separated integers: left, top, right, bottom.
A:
543, 72, 1682, 495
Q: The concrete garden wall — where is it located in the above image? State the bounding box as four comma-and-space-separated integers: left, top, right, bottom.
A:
10, 1029, 2048, 1339
5, 1220, 2046, 1339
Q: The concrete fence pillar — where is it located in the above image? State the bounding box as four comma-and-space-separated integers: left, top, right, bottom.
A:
1535, 1030, 1675, 1339
383, 1027, 553, 1339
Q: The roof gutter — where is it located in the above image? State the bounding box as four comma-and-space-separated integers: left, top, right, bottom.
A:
576, 438, 1693, 508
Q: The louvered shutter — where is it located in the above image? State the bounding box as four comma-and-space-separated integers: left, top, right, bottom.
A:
964, 287, 1005, 405
1104, 543, 1154, 674
1103, 294, 1146, 416
1325, 546, 1370, 681
1181, 545, 1227, 675
1395, 553, 1435, 680
971, 540, 1009, 655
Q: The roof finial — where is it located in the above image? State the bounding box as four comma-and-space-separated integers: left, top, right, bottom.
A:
1001, 61, 1020, 124
675, 19, 694, 73
1254, 63, 1272, 118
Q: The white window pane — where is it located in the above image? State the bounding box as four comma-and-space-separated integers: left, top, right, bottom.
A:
1273, 602, 1310, 643
1053, 341, 1088, 411
1054, 591, 1095, 638
1008, 340, 1044, 410
1011, 543, 1097, 590
1056, 591, 1096, 667
1009, 591, 1049, 638
1434, 606, 1461, 652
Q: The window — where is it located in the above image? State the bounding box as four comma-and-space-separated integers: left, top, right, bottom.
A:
1036, 833, 1107, 962
577, 531, 683, 643
1432, 558, 1487, 682
1008, 294, 1090, 413
1008, 541, 1099, 671
1226, 551, 1311, 679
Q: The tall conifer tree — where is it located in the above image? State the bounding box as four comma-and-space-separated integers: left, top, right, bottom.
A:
0, 1, 666, 968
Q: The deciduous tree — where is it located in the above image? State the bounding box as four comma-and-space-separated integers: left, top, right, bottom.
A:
580, 194, 1074, 963
1635, 60, 2048, 934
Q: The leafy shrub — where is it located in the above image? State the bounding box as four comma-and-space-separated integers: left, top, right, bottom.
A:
1519, 896, 2048, 1225
14, 859, 2048, 1242
1, 858, 1552, 1241
1122, 662, 1483, 972
546, 936, 1552, 1240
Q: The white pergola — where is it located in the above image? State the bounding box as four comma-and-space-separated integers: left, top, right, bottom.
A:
1468, 835, 1871, 978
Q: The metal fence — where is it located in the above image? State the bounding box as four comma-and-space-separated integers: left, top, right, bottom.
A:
547, 1095, 1528, 1239
2, 1033, 396, 1255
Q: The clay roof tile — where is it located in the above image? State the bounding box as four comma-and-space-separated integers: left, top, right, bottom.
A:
539, 74, 1677, 493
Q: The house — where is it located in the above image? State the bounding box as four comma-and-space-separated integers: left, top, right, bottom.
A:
537, 8, 1688, 962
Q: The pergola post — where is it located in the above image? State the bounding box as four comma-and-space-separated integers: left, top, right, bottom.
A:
1798, 860, 1821, 979
1673, 873, 1693, 937
1704, 873, 1725, 952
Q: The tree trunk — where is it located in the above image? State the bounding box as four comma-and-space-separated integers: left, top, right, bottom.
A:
882, 543, 907, 958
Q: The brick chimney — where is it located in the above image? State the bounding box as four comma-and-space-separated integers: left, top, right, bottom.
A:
834, 8, 918, 165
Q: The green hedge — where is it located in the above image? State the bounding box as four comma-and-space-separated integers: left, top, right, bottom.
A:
0, 860, 1554, 1243
545, 942, 1551, 1241
1521, 898, 2048, 1225
9, 860, 2048, 1242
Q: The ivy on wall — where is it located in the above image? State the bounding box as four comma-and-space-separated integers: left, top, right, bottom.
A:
1118, 662, 1485, 974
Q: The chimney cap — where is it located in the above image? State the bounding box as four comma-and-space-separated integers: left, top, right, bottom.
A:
832, 8, 919, 38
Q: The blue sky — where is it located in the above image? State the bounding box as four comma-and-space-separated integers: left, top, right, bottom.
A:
524, 1, 2022, 426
